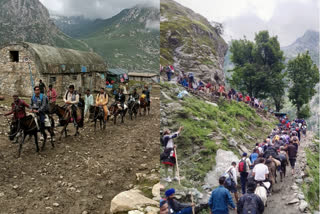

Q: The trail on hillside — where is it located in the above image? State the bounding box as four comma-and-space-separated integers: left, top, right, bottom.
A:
227, 134, 313, 214
0, 91, 159, 214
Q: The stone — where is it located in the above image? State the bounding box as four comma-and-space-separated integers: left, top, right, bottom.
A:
298, 194, 305, 200
97, 195, 103, 199
128, 211, 144, 214
291, 185, 299, 190
204, 149, 240, 187
231, 128, 236, 133
205, 101, 218, 107
144, 206, 160, 214
299, 200, 308, 212
296, 179, 303, 184
53, 203, 59, 207
304, 177, 314, 184
238, 144, 249, 155
0, 192, 4, 197
161, 91, 172, 101
82, 211, 88, 214
228, 138, 238, 147
151, 182, 162, 201
287, 198, 299, 205
13, 185, 18, 189
110, 189, 158, 213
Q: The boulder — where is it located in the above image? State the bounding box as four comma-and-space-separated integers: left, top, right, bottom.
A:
128, 211, 144, 214
204, 149, 240, 187
152, 182, 163, 201
110, 189, 158, 213
287, 198, 299, 205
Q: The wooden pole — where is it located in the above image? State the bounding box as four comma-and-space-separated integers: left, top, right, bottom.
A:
191, 194, 195, 214
174, 147, 181, 185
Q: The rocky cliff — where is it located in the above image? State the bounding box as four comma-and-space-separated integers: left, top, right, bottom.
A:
0, 0, 88, 51
160, 0, 228, 84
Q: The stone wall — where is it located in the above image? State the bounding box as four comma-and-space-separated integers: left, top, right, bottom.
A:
0, 45, 41, 97
0, 44, 107, 97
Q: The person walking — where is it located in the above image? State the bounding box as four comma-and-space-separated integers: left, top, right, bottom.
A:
287, 140, 298, 175
239, 153, 252, 194
237, 181, 265, 214
47, 84, 57, 113
84, 89, 94, 121
225, 162, 239, 202
208, 176, 236, 214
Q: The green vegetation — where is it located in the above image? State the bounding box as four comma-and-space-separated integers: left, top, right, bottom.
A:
287, 52, 319, 118
167, 93, 277, 182
228, 30, 286, 112
302, 138, 319, 212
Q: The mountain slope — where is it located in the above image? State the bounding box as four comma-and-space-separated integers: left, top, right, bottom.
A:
282, 30, 319, 66
52, 7, 160, 72
0, 0, 89, 51
160, 0, 228, 84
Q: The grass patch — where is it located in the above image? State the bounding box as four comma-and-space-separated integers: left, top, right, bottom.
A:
302, 138, 319, 212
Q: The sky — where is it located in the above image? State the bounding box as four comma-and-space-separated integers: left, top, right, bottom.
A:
175, 0, 319, 46
39, 0, 159, 19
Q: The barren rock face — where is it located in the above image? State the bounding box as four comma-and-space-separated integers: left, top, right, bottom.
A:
160, 0, 228, 85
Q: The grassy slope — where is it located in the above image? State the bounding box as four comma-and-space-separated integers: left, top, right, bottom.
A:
161, 82, 278, 187
160, 0, 226, 66
302, 137, 319, 211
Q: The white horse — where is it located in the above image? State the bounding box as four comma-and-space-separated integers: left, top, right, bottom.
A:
255, 182, 270, 207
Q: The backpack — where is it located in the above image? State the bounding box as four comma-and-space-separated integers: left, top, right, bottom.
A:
223, 168, 234, 189
239, 158, 247, 172
242, 194, 258, 214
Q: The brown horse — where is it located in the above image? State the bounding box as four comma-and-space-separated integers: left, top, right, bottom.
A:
52, 105, 79, 140
8, 115, 55, 157
89, 106, 106, 131
139, 97, 150, 115
265, 157, 277, 191
108, 102, 127, 124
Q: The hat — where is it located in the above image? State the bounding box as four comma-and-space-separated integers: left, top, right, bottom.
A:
242, 153, 247, 157
165, 188, 175, 197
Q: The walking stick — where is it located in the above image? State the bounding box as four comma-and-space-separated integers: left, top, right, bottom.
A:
191, 193, 195, 214
174, 147, 181, 185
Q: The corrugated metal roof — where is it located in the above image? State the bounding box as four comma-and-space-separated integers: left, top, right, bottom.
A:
107, 68, 128, 75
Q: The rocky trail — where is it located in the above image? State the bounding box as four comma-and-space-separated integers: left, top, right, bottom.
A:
0, 89, 160, 214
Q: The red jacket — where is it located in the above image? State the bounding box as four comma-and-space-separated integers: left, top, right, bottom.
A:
47, 88, 57, 103
6, 99, 30, 119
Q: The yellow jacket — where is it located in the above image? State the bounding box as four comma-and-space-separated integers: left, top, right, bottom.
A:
96, 93, 108, 106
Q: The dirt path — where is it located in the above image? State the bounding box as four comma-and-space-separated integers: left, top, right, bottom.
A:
263, 134, 312, 214
0, 89, 160, 214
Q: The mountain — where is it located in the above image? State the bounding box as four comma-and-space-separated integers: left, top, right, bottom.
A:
0, 0, 89, 51
160, 0, 228, 84
51, 6, 160, 72
281, 30, 319, 66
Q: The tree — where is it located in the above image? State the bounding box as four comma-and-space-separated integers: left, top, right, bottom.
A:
287, 51, 319, 117
228, 31, 286, 111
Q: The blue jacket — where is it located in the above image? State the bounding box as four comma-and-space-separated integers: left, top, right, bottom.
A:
208, 185, 235, 214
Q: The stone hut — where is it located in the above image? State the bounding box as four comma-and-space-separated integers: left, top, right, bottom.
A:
0, 42, 107, 97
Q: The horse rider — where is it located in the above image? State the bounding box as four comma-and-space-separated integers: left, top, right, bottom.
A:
63, 85, 80, 126
4, 94, 30, 124
115, 88, 126, 110
129, 88, 140, 103
95, 87, 109, 121
142, 85, 151, 106
30, 86, 49, 133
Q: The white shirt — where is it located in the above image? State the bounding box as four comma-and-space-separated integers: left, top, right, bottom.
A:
258, 147, 263, 154
253, 163, 269, 181
226, 166, 237, 185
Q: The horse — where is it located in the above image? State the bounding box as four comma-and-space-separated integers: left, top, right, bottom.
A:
265, 157, 277, 189
52, 104, 79, 140
139, 97, 150, 115
89, 106, 106, 131
255, 182, 270, 207
127, 95, 139, 120
8, 114, 55, 157
108, 102, 127, 124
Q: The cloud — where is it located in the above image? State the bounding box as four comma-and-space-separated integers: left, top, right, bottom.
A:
39, 0, 159, 19
145, 19, 160, 30
175, 0, 319, 46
